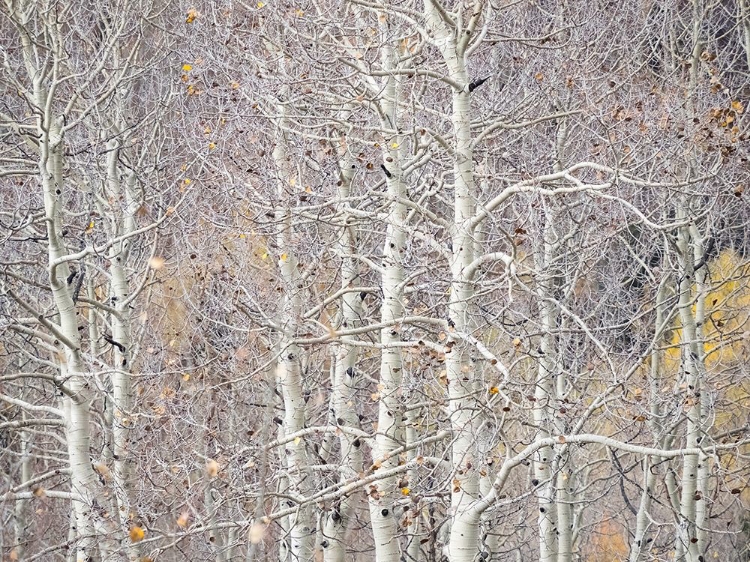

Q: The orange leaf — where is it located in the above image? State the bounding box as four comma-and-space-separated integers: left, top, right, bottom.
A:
176, 511, 189, 528
206, 459, 220, 478
129, 526, 145, 543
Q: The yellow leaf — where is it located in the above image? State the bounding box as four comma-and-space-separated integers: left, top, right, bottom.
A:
289, 178, 296, 186
206, 458, 220, 478
231, 81, 240, 89
280, 253, 288, 262
148, 256, 166, 270
85, 220, 95, 234
176, 511, 189, 528
731, 100, 744, 114
129, 526, 145, 543
401, 487, 411, 496
182, 64, 193, 72
261, 251, 268, 260
257, 1, 265, 7
208, 142, 216, 150
489, 386, 499, 395
390, 142, 399, 149
512, 337, 522, 347
249, 522, 266, 544
183, 178, 191, 185
94, 462, 112, 482
293, 436, 301, 445
185, 8, 198, 23
294, 8, 304, 16
182, 373, 190, 381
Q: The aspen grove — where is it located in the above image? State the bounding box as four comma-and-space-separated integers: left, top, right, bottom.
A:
1, 1, 750, 561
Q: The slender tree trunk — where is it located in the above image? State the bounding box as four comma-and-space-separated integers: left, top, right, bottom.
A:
367, 27, 406, 561
323, 138, 365, 562
630, 279, 670, 562
674, 204, 707, 562
527, 206, 563, 562
272, 121, 316, 562
422, 4, 487, 559
104, 134, 139, 561
12, 409, 32, 561
40, 116, 120, 560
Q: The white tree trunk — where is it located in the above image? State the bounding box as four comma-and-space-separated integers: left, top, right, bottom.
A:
104, 134, 140, 561
41, 115, 120, 560
12, 409, 32, 561
422, 3, 487, 559
673, 208, 708, 562
368, 32, 407, 561
630, 279, 670, 562
272, 124, 316, 562
323, 140, 365, 562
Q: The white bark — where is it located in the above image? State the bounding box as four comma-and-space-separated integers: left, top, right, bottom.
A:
422, 2, 487, 559
533, 268, 560, 562
104, 133, 139, 561
12, 409, 32, 561
272, 125, 316, 561
367, 26, 407, 562
40, 104, 120, 562
323, 138, 365, 562
629, 279, 670, 562
674, 208, 708, 562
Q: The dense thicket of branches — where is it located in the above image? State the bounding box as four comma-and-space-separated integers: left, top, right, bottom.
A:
1, 1, 750, 561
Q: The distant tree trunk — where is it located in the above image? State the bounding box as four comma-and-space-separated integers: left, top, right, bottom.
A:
630, 279, 671, 562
